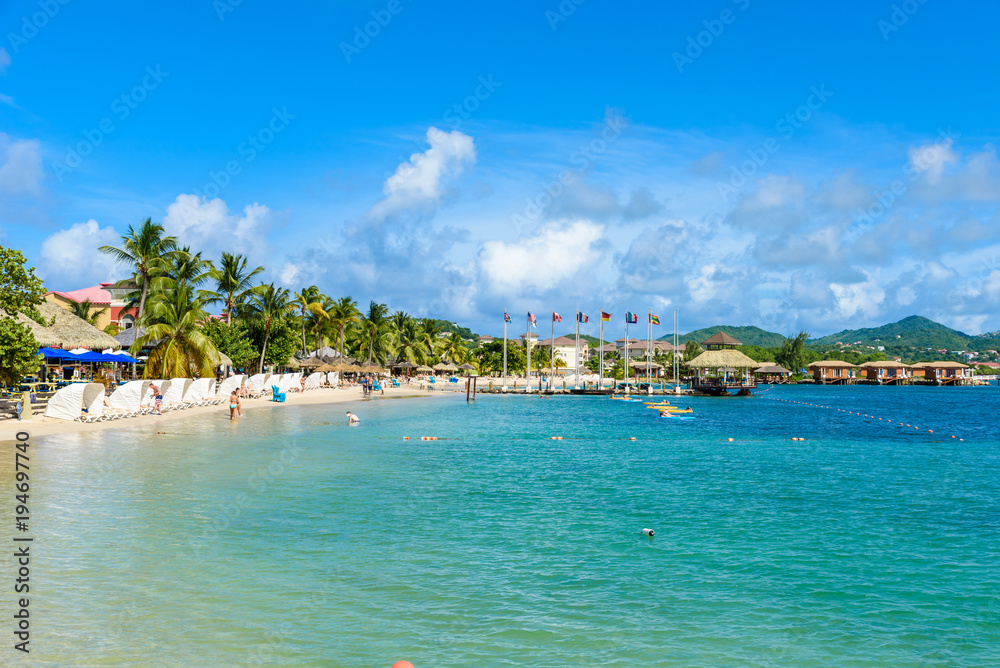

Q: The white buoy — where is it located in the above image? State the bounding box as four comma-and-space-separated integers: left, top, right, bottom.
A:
641, 528, 654, 537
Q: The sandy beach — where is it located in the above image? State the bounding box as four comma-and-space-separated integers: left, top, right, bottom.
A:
0, 383, 445, 440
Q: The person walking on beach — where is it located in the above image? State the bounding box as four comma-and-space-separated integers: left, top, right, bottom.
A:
229, 391, 241, 420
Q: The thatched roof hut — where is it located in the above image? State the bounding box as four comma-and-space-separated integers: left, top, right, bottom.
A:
702, 332, 742, 349
755, 364, 791, 375
13, 300, 121, 350
687, 348, 758, 368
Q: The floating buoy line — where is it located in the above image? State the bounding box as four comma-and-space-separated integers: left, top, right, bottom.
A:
760, 397, 965, 441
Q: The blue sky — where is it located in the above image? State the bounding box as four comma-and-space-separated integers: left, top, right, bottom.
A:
2, 0, 1000, 338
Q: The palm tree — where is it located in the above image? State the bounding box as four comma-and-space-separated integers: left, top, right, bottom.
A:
157, 246, 213, 292
99, 218, 177, 324
328, 296, 361, 362
308, 295, 336, 353
417, 319, 444, 362
360, 301, 390, 364
442, 332, 469, 364
134, 284, 220, 378
208, 252, 265, 325
292, 285, 322, 355
393, 317, 426, 364
69, 298, 109, 326
249, 284, 291, 372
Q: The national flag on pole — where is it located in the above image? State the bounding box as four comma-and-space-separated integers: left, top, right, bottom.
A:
577, 312, 588, 323
552, 311, 562, 323
527, 311, 536, 326
625, 311, 638, 324
649, 314, 660, 325
601, 311, 612, 322
504, 309, 511, 323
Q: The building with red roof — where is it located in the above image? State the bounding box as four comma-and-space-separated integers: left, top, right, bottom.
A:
45, 282, 136, 332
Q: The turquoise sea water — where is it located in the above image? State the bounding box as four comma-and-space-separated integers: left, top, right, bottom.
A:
5, 385, 1000, 667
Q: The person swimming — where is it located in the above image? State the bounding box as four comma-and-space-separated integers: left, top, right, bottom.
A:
346, 411, 360, 425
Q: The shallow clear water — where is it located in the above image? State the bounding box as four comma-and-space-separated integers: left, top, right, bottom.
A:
4, 385, 1000, 666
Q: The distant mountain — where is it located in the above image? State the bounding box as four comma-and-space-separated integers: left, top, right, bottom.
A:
808, 316, 973, 350
560, 333, 611, 347
660, 325, 787, 348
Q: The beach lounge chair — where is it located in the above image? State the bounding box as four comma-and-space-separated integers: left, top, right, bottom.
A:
44, 383, 106, 422
107, 380, 149, 418
271, 385, 286, 402
163, 378, 192, 410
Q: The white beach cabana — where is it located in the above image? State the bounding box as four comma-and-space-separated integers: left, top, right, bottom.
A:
107, 380, 151, 413
164, 378, 192, 407
305, 372, 324, 388
218, 374, 245, 397
246, 373, 269, 391
44, 383, 106, 422
325, 372, 339, 386
144, 380, 172, 409
185, 378, 214, 406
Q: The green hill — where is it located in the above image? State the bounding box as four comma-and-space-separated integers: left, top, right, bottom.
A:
808, 316, 973, 350
561, 333, 611, 347
661, 325, 786, 348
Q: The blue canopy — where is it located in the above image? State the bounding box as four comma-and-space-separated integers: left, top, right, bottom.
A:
39, 347, 73, 359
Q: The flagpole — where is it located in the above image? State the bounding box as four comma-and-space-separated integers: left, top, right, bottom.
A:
502, 313, 508, 392
550, 312, 555, 392
674, 308, 679, 394
526, 311, 531, 393
576, 312, 581, 390
599, 314, 604, 393
646, 311, 651, 392
623, 314, 629, 394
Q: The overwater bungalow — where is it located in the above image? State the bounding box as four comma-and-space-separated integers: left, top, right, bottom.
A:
808, 360, 858, 385
857, 360, 913, 385
754, 364, 792, 384
687, 332, 758, 395
911, 361, 972, 385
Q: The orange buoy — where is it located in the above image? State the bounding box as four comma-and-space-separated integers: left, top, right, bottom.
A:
550, 436, 563, 440
392, 662, 416, 668
629, 437, 637, 441
727, 438, 734, 442
928, 430, 933, 434
403, 436, 409, 440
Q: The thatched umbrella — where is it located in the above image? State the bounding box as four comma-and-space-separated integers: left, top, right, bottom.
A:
216, 351, 233, 367
297, 357, 323, 369
332, 363, 355, 372
441, 362, 459, 372
458, 363, 475, 370
285, 357, 300, 369
432, 362, 450, 372
416, 365, 433, 373
16, 301, 121, 350
321, 355, 339, 364
316, 363, 337, 373
393, 360, 417, 369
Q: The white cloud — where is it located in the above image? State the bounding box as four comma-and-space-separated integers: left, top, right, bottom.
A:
0, 134, 43, 196
163, 194, 273, 263
829, 274, 885, 320
907, 138, 957, 185
39, 220, 121, 285
367, 127, 476, 221
278, 262, 299, 286
477, 220, 605, 294
0, 48, 10, 75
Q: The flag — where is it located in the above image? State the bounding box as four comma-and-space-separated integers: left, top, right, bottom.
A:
577, 312, 588, 323
504, 309, 511, 323
625, 311, 638, 324
601, 311, 612, 322
553, 311, 562, 323
649, 314, 660, 325
527, 311, 536, 326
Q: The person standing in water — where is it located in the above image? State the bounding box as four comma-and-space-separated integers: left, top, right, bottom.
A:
346, 411, 360, 425
229, 391, 241, 420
